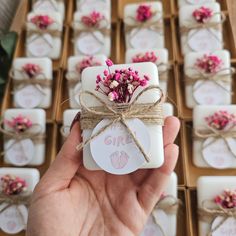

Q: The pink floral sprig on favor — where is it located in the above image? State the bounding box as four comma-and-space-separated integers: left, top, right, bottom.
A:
96, 59, 150, 103
5, 115, 33, 133
132, 52, 158, 63
76, 56, 102, 74
205, 110, 236, 130
81, 11, 104, 27
22, 63, 42, 78
192, 6, 213, 23
215, 189, 236, 209
136, 4, 153, 22
1, 174, 27, 195
195, 54, 223, 74
30, 15, 54, 30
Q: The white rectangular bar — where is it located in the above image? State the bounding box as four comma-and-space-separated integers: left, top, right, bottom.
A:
179, 3, 223, 55
184, 50, 231, 108
26, 11, 63, 59
3, 109, 46, 166
62, 109, 80, 137
178, 0, 215, 8
12, 57, 53, 108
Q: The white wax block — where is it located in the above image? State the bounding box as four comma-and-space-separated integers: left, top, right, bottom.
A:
125, 48, 169, 93
178, 0, 215, 8
197, 176, 236, 236
26, 11, 63, 59
124, 2, 164, 50
32, 0, 65, 21
3, 109, 46, 166
73, 11, 111, 56
193, 105, 236, 168
179, 3, 223, 54
184, 50, 231, 108
81, 62, 164, 171
163, 103, 174, 117
67, 55, 107, 108
12, 57, 53, 108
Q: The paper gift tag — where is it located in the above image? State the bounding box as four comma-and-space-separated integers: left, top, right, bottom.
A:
0, 204, 28, 234
130, 28, 162, 49
90, 118, 150, 174
211, 216, 236, 236
28, 34, 53, 57
73, 82, 82, 106
15, 85, 44, 108
202, 137, 235, 169
77, 32, 103, 55
79, 0, 109, 12
188, 29, 221, 52
33, 0, 58, 11
6, 139, 35, 166
193, 81, 226, 105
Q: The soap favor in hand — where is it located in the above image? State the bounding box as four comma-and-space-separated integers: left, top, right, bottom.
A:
12, 58, 53, 109
2, 109, 46, 166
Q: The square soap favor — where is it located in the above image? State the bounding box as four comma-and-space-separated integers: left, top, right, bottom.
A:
124, 2, 164, 50
12, 57, 53, 109
178, 0, 215, 8
179, 3, 223, 55
3, 109, 46, 166
193, 105, 236, 169
184, 50, 232, 108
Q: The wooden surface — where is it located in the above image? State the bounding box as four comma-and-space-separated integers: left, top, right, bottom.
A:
227, 0, 236, 49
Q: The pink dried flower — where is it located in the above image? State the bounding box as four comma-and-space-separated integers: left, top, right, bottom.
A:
195, 54, 223, 74
1, 174, 27, 195
136, 4, 153, 22
30, 15, 54, 30
76, 56, 102, 74
95, 59, 150, 103
205, 110, 236, 130
214, 189, 236, 209
81, 11, 104, 27
5, 115, 33, 133
22, 63, 42, 78
106, 59, 113, 67
132, 52, 158, 63
192, 6, 213, 23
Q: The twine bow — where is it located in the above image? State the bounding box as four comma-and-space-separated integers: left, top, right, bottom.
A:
77, 85, 165, 163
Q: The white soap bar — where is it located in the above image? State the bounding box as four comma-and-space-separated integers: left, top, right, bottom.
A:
141, 172, 178, 236
179, 3, 223, 55
178, 0, 215, 8
197, 176, 236, 236
12, 57, 53, 109
3, 109, 46, 166
26, 11, 63, 59
124, 2, 164, 50
73, 11, 111, 57
32, 0, 65, 20
125, 48, 169, 93
81, 62, 164, 171
193, 105, 236, 168
184, 50, 231, 108
67, 55, 107, 108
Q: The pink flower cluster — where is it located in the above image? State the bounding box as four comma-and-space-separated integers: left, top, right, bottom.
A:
215, 189, 236, 209
81, 11, 104, 27
30, 15, 54, 30
22, 63, 42, 78
1, 174, 27, 195
195, 54, 222, 74
76, 56, 102, 74
5, 115, 33, 133
205, 110, 236, 130
132, 52, 158, 63
192, 6, 213, 23
136, 4, 153, 22
96, 59, 150, 103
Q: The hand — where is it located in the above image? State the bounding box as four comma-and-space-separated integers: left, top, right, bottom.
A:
26, 116, 180, 236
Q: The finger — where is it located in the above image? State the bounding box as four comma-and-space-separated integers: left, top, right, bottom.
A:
137, 143, 179, 214
163, 116, 180, 146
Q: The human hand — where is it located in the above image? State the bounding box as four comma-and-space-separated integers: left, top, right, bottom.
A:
26, 116, 180, 236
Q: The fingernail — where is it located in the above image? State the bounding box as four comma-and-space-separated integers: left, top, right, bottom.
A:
70, 111, 80, 132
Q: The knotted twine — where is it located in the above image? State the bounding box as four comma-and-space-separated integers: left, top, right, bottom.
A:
77, 85, 165, 163
198, 200, 236, 236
